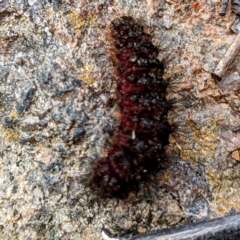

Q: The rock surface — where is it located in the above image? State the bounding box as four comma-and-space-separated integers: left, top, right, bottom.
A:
0, 0, 240, 239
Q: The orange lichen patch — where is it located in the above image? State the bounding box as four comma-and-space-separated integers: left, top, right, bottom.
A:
163, 70, 185, 85
191, 2, 201, 11
9, 105, 18, 119
161, 172, 172, 181
19, 17, 26, 23
9, 112, 18, 119
160, 172, 179, 189
0, 125, 20, 142
168, 134, 176, 144
38, 143, 45, 153
79, 64, 94, 85
101, 147, 109, 158
45, 7, 55, 15
113, 110, 122, 119
35, 145, 55, 165
207, 167, 240, 214
181, 119, 218, 163
37, 29, 42, 34
231, 150, 240, 161
67, 11, 95, 32
0, 38, 9, 46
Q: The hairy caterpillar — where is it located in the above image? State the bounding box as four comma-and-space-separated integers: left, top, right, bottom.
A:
86, 16, 171, 198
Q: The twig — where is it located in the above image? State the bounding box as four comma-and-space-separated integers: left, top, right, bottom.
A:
211, 31, 240, 81
102, 214, 240, 240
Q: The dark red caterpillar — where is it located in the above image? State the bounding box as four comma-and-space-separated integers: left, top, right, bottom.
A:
87, 16, 171, 198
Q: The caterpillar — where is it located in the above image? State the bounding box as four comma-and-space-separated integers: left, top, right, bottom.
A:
86, 16, 171, 198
